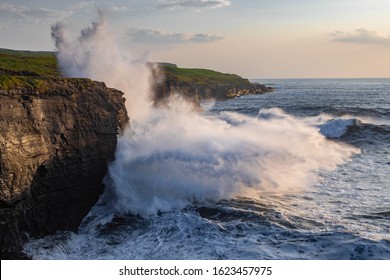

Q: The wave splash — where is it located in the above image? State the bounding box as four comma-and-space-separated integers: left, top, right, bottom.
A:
52, 13, 359, 217
104, 101, 359, 216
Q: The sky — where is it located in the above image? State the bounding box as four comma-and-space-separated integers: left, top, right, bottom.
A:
1, 0, 390, 78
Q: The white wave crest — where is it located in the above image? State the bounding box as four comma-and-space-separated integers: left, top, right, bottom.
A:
319, 118, 360, 138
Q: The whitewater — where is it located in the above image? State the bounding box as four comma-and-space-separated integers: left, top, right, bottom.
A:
23, 15, 390, 259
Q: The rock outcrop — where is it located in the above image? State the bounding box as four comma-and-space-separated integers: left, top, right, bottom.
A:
151, 65, 274, 104
156, 77, 274, 101
0, 77, 128, 258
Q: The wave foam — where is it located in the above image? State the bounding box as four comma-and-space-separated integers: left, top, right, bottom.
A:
105, 103, 359, 216
51, 13, 360, 217
319, 118, 360, 138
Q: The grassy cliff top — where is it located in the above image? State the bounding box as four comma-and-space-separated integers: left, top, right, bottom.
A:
0, 48, 59, 90
0, 48, 59, 77
0, 48, 252, 89
160, 64, 251, 86
0, 49, 98, 91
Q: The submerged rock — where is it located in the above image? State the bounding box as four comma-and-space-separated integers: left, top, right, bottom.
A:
0, 77, 128, 258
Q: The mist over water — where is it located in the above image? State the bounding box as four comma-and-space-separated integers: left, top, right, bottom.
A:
51, 12, 153, 121
107, 105, 359, 216
51, 13, 359, 217
22, 14, 390, 260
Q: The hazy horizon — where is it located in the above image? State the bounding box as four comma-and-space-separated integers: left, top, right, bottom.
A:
1, 0, 389, 79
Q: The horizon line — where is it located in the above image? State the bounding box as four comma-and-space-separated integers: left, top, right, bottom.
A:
249, 77, 390, 80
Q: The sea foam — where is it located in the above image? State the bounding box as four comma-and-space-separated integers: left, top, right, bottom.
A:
52, 12, 360, 217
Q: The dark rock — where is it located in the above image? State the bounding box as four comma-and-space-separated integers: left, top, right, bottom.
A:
150, 67, 274, 105
0, 77, 128, 258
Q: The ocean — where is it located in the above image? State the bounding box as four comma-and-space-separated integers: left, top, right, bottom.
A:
24, 78, 390, 260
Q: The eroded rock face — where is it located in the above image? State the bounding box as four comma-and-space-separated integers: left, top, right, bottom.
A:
0, 78, 128, 258
152, 70, 274, 104
159, 79, 274, 100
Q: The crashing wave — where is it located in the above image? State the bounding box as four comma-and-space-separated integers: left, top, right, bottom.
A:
319, 118, 360, 138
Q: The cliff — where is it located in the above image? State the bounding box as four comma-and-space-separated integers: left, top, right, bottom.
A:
152, 63, 274, 103
0, 76, 128, 258
0, 49, 272, 258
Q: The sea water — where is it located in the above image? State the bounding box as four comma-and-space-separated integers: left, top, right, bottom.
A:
24, 78, 390, 260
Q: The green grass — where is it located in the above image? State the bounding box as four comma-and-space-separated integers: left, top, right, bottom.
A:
0, 48, 59, 77
0, 48, 251, 90
0, 75, 50, 91
161, 64, 251, 86
0, 48, 60, 90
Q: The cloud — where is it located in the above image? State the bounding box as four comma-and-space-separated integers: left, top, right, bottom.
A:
330, 28, 390, 47
0, 2, 132, 29
156, 0, 231, 10
111, 6, 132, 12
71, 1, 96, 10
127, 27, 224, 44
0, 3, 72, 26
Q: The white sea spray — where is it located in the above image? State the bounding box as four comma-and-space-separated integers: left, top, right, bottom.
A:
51, 12, 359, 217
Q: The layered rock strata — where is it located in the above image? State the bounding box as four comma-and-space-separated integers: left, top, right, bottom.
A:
0, 78, 128, 258
152, 67, 274, 103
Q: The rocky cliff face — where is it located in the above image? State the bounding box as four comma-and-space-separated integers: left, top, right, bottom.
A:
156, 79, 274, 101
152, 69, 274, 104
0, 78, 128, 258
